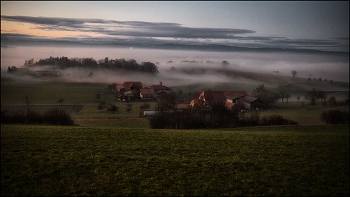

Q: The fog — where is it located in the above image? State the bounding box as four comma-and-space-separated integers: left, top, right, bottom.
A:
1, 45, 349, 85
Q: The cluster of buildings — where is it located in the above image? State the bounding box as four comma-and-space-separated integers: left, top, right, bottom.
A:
116, 81, 263, 111
116, 81, 172, 101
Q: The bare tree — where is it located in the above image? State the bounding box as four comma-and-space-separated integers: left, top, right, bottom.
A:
304, 88, 317, 106
94, 93, 101, 102
57, 98, 65, 106
285, 94, 290, 103
107, 104, 119, 114
291, 70, 298, 78
23, 94, 33, 115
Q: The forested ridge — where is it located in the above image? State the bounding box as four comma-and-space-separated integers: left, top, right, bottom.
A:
23, 56, 159, 74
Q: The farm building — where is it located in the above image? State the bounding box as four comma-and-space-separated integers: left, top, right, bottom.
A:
149, 82, 172, 94
140, 88, 155, 101
188, 90, 260, 111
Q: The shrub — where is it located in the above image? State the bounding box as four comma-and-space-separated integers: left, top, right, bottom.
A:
239, 111, 260, 127
260, 115, 298, 126
43, 108, 75, 125
321, 109, 349, 124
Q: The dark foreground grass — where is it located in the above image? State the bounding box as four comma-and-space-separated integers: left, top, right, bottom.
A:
1, 125, 349, 196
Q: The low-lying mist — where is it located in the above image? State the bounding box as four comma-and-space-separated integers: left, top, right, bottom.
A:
1, 45, 349, 87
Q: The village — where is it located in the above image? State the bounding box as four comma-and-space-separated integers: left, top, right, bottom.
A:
114, 81, 263, 116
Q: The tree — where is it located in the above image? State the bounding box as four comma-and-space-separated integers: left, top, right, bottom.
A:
304, 88, 317, 106
107, 104, 119, 114
156, 92, 176, 112
23, 94, 33, 116
126, 103, 133, 112
317, 90, 327, 102
279, 91, 286, 102
291, 70, 298, 78
285, 94, 290, 103
57, 98, 65, 106
327, 95, 337, 107
94, 93, 101, 102
251, 84, 279, 109
296, 96, 300, 102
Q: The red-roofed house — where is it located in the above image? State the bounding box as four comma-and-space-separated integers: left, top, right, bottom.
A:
140, 88, 155, 100
149, 82, 172, 94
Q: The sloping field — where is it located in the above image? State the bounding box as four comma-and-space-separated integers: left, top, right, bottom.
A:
1, 125, 348, 196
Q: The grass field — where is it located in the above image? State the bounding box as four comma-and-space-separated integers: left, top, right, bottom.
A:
1, 124, 349, 196
1, 74, 349, 196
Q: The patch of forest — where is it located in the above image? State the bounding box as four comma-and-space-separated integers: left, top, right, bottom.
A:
23, 56, 159, 74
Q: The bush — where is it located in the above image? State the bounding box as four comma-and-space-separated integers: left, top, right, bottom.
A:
239, 111, 260, 127
321, 109, 349, 124
260, 115, 298, 126
43, 108, 75, 125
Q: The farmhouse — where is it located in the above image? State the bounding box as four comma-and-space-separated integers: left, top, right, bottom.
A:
149, 82, 172, 94
189, 90, 260, 111
116, 81, 143, 101
117, 81, 143, 92
140, 88, 155, 101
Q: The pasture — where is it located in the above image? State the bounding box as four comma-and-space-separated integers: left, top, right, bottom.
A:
1, 74, 349, 196
1, 124, 349, 196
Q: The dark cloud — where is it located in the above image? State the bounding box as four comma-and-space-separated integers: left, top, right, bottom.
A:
1, 15, 349, 53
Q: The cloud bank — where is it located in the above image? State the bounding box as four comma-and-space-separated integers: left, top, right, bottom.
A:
1, 15, 349, 54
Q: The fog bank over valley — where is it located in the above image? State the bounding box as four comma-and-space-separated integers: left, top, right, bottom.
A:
1, 46, 349, 86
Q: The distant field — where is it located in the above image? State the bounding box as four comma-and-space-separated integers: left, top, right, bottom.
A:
1, 74, 349, 196
1, 77, 348, 128
1, 124, 348, 196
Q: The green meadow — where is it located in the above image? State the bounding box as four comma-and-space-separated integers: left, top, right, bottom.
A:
1, 125, 349, 196
1, 74, 349, 196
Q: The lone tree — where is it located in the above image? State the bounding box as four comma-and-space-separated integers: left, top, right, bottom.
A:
23, 94, 33, 116
296, 96, 300, 102
94, 93, 101, 102
251, 84, 279, 109
291, 70, 298, 78
304, 88, 317, 106
107, 104, 119, 114
57, 98, 65, 106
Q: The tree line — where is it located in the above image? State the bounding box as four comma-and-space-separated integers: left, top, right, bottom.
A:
23, 56, 159, 74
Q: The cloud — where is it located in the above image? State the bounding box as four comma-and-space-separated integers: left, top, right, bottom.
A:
1, 15, 349, 53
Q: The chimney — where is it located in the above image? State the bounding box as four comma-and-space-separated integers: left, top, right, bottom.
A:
159, 81, 162, 86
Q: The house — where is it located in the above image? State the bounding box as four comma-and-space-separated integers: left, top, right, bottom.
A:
122, 81, 143, 91
116, 81, 143, 101
149, 82, 172, 94
176, 104, 191, 110
238, 96, 263, 110
140, 88, 155, 101
190, 90, 260, 111
190, 98, 202, 108
198, 91, 227, 107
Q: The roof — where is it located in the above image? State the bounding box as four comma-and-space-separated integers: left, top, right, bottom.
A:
199, 91, 226, 104
123, 81, 143, 90
116, 85, 124, 90
224, 91, 249, 97
140, 88, 155, 95
226, 94, 245, 100
225, 101, 236, 109
177, 104, 190, 109
149, 84, 172, 92
241, 96, 260, 103
190, 99, 202, 106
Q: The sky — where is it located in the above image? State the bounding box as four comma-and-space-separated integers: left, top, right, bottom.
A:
1, 1, 349, 53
